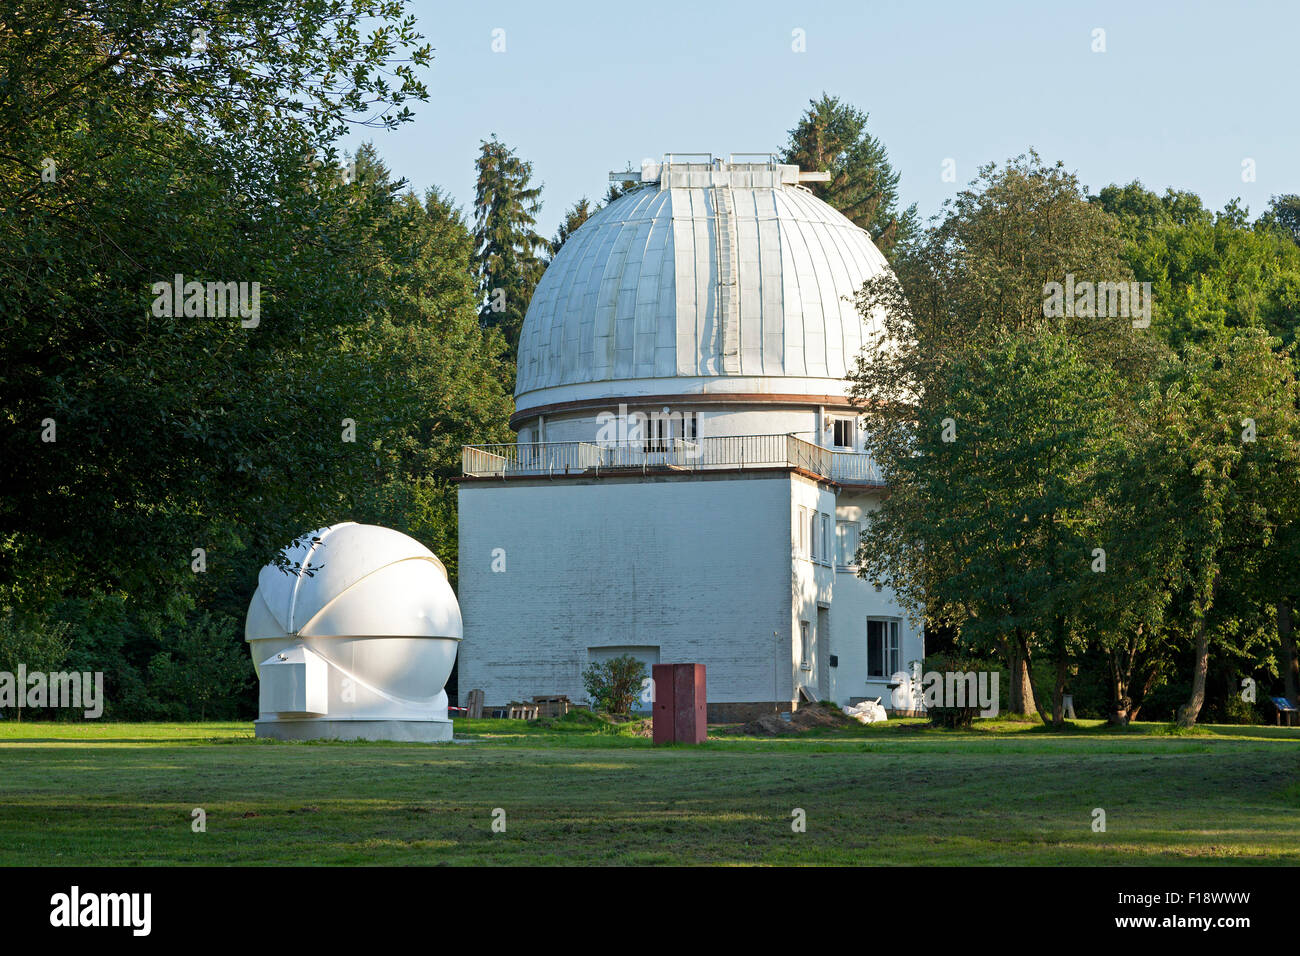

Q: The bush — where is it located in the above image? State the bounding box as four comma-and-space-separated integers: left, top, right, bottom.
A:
922, 653, 989, 729
0, 607, 72, 720
581, 655, 647, 717
928, 705, 980, 729
145, 612, 253, 721
0, 606, 71, 675
1219, 692, 1261, 726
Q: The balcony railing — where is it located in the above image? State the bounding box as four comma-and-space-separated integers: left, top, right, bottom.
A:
462, 434, 883, 485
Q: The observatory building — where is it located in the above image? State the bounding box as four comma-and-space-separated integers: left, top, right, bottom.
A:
457, 154, 922, 720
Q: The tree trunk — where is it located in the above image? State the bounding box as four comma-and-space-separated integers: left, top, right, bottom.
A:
1129, 665, 1162, 723
1109, 692, 1130, 725
1020, 630, 1051, 723
1178, 574, 1220, 728
1052, 655, 1068, 726
1279, 599, 1298, 707
1030, 671, 1050, 724
1050, 615, 1069, 726
1177, 621, 1211, 728
1110, 644, 1133, 725
1007, 629, 1039, 718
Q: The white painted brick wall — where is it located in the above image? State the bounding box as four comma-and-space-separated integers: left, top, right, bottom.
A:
457, 475, 923, 712
458, 473, 794, 707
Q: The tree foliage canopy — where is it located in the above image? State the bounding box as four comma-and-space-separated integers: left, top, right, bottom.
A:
851, 153, 1300, 725
0, 1, 511, 718
780, 93, 918, 256
473, 136, 546, 355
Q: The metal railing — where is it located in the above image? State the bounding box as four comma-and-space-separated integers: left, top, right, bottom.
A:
830, 451, 883, 484
463, 434, 883, 485
727, 152, 779, 166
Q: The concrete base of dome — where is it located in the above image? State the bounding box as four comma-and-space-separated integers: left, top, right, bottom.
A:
254, 717, 454, 743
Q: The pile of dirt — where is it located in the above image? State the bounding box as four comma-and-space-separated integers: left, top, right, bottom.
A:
790, 703, 856, 730
738, 713, 791, 736
739, 703, 857, 736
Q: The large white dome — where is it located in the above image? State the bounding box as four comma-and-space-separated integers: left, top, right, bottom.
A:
514, 156, 891, 419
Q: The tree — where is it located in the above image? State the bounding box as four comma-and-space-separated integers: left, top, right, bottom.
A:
1094, 184, 1300, 352
473, 137, 546, 353
1087, 404, 1182, 724
1141, 333, 1300, 727
780, 93, 918, 256
550, 197, 596, 259
0, 607, 71, 721
345, 152, 515, 586
856, 331, 1127, 724
1260, 194, 1300, 246
848, 152, 1150, 717
145, 612, 252, 721
0, 1, 431, 616
0, 4, 511, 719
1099, 183, 1300, 721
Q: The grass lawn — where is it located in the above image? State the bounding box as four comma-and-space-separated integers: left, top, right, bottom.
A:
0, 717, 1297, 865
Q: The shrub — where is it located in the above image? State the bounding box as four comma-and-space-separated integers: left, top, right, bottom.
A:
1219, 692, 1261, 726
581, 655, 646, 717
145, 612, 253, 720
0, 607, 72, 720
922, 653, 989, 729
928, 705, 980, 729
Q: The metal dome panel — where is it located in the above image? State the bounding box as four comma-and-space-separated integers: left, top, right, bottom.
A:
249, 522, 448, 637
515, 157, 891, 410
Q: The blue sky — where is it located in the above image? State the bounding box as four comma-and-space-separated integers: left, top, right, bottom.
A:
343, 0, 1298, 237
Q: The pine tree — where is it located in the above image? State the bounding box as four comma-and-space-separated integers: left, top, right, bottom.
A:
473, 137, 546, 352
781, 93, 917, 256
550, 197, 594, 259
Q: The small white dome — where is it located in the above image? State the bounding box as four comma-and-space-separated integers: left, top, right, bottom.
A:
245, 523, 461, 730
514, 157, 891, 416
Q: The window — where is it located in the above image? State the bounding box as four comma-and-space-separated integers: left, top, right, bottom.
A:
801, 509, 832, 564
867, 619, 900, 678
836, 521, 859, 567
644, 410, 696, 452
800, 621, 811, 670
796, 506, 808, 557
832, 417, 856, 449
